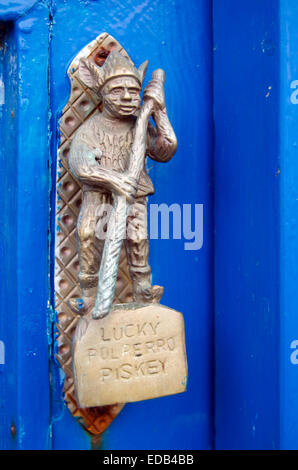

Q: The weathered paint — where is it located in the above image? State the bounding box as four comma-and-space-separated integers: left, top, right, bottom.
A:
0, 22, 18, 451
0, 0, 39, 22
279, 0, 298, 450
15, 2, 51, 449
0, 1, 51, 449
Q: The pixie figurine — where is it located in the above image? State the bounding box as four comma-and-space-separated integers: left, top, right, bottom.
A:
68, 51, 177, 314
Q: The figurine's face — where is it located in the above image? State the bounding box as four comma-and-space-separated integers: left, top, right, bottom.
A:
102, 76, 141, 118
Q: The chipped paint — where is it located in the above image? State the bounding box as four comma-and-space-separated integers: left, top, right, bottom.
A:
0, 341, 4, 365
0, 78, 4, 105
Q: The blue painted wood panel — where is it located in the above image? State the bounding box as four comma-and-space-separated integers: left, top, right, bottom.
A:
49, 0, 213, 450
279, 0, 298, 450
0, 22, 18, 451
0, 1, 51, 449
213, 0, 298, 450
213, 0, 280, 449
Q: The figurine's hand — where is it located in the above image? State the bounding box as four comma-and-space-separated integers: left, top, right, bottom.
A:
114, 173, 138, 203
143, 79, 165, 111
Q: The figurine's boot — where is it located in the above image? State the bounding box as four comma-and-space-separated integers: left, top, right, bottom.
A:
130, 265, 164, 304
67, 285, 97, 315
125, 197, 163, 303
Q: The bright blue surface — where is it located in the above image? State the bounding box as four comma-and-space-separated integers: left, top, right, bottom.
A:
49, 0, 213, 450
279, 0, 298, 450
0, 1, 51, 449
2, 0, 298, 451
0, 0, 38, 21
213, 0, 298, 450
213, 0, 281, 449
0, 22, 18, 451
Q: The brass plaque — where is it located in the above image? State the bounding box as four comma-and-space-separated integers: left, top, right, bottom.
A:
73, 304, 188, 407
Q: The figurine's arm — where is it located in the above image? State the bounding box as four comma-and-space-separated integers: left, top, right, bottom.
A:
143, 79, 177, 163
147, 110, 177, 162
69, 140, 137, 200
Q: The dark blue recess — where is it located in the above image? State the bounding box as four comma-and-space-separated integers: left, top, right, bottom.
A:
0, 23, 19, 451
0, 1, 51, 450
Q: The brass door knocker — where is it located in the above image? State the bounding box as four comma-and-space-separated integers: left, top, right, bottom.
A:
55, 33, 187, 433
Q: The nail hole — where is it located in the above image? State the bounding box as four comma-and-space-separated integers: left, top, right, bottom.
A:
10, 424, 16, 437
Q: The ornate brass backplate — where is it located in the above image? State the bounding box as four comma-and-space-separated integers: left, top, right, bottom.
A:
54, 31, 186, 437
55, 33, 132, 436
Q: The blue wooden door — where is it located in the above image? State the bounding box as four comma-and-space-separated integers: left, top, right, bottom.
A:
0, 0, 213, 450
2, 0, 298, 451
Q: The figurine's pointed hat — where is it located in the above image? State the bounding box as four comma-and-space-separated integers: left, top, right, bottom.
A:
79, 50, 148, 94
